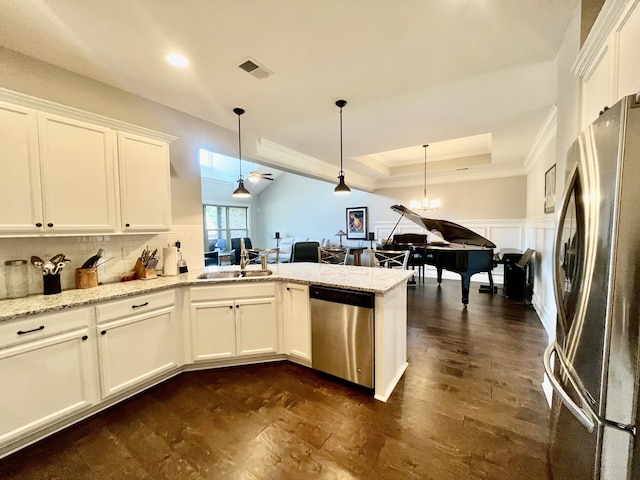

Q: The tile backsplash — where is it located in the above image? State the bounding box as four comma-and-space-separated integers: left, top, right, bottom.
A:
0, 225, 204, 299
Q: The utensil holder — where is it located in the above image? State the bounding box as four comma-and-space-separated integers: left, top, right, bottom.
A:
43, 274, 61, 295
134, 258, 157, 280
75, 267, 98, 289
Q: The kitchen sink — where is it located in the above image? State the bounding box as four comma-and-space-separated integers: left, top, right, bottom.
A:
197, 271, 242, 279
196, 269, 272, 280
240, 269, 273, 277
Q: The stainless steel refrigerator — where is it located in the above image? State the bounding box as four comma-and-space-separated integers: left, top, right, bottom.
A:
544, 93, 640, 479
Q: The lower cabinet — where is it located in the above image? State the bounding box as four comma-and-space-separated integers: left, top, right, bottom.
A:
0, 308, 98, 449
96, 291, 179, 398
189, 283, 279, 362
282, 282, 311, 362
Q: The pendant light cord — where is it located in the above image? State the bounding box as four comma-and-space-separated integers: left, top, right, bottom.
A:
238, 113, 242, 178
233, 107, 245, 179
423, 144, 428, 198
339, 105, 344, 175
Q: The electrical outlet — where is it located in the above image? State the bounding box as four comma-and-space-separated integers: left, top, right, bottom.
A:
122, 246, 132, 260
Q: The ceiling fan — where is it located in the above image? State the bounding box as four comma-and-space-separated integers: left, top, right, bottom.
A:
246, 170, 274, 182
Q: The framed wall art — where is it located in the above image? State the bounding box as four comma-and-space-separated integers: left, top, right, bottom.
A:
544, 164, 556, 214
346, 206, 367, 240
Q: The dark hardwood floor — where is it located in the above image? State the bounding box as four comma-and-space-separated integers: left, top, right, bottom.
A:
1, 279, 551, 479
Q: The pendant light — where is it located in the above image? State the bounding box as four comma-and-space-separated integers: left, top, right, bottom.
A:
410, 144, 440, 210
232, 107, 251, 198
334, 99, 351, 194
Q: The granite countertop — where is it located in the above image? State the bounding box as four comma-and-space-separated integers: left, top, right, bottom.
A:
0, 263, 414, 322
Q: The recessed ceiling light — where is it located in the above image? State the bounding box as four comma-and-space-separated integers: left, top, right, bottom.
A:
166, 53, 189, 67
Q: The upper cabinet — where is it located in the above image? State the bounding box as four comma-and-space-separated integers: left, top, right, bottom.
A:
0, 102, 43, 234
0, 90, 176, 236
118, 132, 171, 232
38, 112, 118, 234
575, 0, 640, 128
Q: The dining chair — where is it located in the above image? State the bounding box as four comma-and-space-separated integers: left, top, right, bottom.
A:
246, 248, 280, 265
318, 247, 349, 265
371, 249, 410, 269
290, 241, 320, 262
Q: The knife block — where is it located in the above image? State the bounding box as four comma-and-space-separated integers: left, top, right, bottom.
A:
75, 267, 98, 289
134, 258, 157, 280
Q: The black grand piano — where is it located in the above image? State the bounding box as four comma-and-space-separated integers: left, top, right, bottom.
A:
387, 205, 496, 306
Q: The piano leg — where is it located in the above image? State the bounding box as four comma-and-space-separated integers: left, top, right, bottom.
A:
436, 267, 443, 284
460, 274, 471, 306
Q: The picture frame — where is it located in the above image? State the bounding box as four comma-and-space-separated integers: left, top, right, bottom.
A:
544, 164, 556, 214
346, 207, 368, 240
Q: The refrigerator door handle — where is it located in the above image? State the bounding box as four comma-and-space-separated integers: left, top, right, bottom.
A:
544, 342, 596, 433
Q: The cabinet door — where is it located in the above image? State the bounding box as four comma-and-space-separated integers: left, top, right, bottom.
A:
37, 112, 117, 233
283, 283, 311, 362
0, 327, 97, 446
97, 306, 178, 398
0, 102, 43, 233
118, 132, 171, 232
190, 300, 236, 361
236, 296, 278, 356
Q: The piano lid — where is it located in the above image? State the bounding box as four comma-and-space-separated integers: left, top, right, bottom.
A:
390, 204, 496, 248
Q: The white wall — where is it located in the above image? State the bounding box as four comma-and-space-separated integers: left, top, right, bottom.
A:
252, 172, 527, 251
524, 7, 581, 339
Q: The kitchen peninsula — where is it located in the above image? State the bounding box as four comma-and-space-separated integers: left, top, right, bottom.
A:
0, 263, 413, 458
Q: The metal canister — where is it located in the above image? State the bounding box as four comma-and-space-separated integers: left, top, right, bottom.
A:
4, 259, 28, 299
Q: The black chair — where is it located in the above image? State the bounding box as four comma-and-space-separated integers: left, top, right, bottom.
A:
204, 251, 219, 266
230, 237, 252, 264
290, 241, 320, 263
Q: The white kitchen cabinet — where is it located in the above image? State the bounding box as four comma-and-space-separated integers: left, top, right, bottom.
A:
118, 131, 171, 232
190, 299, 237, 361
37, 112, 118, 233
96, 291, 179, 398
0, 308, 98, 450
189, 283, 279, 362
282, 282, 311, 362
0, 101, 43, 234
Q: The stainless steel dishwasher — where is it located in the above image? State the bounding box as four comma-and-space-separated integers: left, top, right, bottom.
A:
310, 284, 374, 388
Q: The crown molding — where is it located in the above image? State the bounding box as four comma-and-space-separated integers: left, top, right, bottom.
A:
0, 86, 177, 143
524, 104, 558, 172
572, 0, 634, 78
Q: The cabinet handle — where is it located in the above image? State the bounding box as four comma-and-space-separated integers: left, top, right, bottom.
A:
47, 223, 54, 228
101, 330, 107, 335
35, 222, 42, 227
82, 335, 88, 341
286, 287, 291, 291
17, 325, 45, 335
131, 302, 149, 309
236, 305, 240, 309
229, 305, 233, 309
125, 223, 130, 228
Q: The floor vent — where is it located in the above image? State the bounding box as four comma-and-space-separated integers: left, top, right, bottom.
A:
238, 58, 272, 79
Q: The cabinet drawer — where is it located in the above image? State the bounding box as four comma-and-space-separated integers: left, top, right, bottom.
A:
96, 290, 175, 324
190, 283, 276, 302
0, 308, 92, 349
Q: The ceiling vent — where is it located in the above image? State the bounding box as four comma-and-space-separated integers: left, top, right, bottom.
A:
238, 57, 272, 79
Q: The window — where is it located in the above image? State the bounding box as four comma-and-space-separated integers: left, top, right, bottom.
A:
203, 205, 249, 251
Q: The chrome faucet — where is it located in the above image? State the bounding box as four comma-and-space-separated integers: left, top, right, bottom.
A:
239, 238, 249, 270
